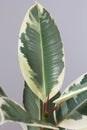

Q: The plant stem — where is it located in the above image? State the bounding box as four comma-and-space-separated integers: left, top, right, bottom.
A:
49, 104, 61, 114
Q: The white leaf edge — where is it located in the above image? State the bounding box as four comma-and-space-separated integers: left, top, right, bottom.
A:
54, 72, 87, 104
0, 97, 59, 130
59, 115, 87, 130
18, 2, 65, 102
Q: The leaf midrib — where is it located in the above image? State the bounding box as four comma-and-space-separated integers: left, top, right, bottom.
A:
39, 12, 46, 102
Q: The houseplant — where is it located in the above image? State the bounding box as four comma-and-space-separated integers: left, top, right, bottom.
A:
0, 2, 87, 130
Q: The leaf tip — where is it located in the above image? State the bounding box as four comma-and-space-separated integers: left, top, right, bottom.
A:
35, 1, 44, 13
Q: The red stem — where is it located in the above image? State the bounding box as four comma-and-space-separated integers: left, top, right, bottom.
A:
45, 93, 50, 111
39, 127, 43, 130
49, 104, 61, 114
42, 94, 50, 114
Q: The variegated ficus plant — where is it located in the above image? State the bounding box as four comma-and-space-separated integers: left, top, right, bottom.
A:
0, 2, 87, 130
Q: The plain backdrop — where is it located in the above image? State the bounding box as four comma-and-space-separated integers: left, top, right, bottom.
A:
0, 0, 87, 130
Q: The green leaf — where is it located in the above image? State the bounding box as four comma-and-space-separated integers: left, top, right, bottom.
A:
0, 97, 59, 129
0, 97, 30, 124
23, 82, 41, 120
0, 87, 7, 97
58, 128, 66, 130
18, 2, 65, 102
54, 73, 87, 104
23, 82, 41, 130
0, 87, 30, 130
0, 87, 28, 130
54, 73, 87, 129
55, 97, 87, 129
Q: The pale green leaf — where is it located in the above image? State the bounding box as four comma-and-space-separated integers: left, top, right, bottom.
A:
18, 2, 65, 102
54, 73, 87, 104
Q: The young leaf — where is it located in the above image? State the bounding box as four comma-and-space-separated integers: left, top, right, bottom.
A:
18, 2, 65, 102
54, 74, 87, 129
0, 96, 59, 129
54, 73, 87, 104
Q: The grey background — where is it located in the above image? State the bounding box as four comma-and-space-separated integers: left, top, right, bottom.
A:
0, 0, 87, 130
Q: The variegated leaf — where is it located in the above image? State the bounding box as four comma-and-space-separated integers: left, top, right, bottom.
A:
18, 2, 65, 102
0, 87, 30, 130
54, 74, 87, 129
54, 73, 87, 104
0, 96, 30, 124
0, 96, 59, 129
55, 100, 87, 129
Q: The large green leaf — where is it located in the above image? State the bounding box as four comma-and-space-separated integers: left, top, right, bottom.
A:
18, 2, 65, 102
54, 73, 87, 129
54, 73, 87, 104
23, 82, 41, 130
